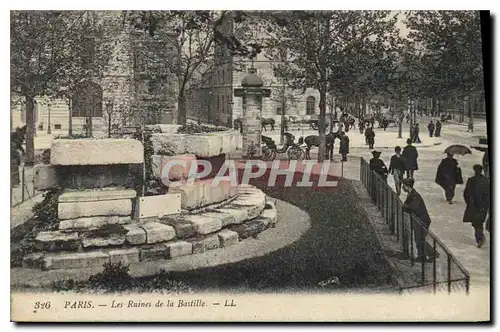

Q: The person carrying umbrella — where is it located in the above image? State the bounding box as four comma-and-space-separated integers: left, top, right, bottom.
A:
427, 120, 435, 137
435, 120, 442, 137
435, 151, 461, 204
388, 146, 406, 196
401, 178, 437, 262
402, 138, 419, 179
463, 164, 490, 248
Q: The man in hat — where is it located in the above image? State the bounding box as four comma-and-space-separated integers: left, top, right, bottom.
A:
435, 119, 442, 137
402, 178, 436, 262
365, 126, 375, 150
402, 138, 419, 179
369, 150, 388, 182
412, 123, 421, 143
463, 164, 490, 248
389, 146, 406, 196
339, 131, 350, 162
427, 120, 435, 137
435, 152, 459, 204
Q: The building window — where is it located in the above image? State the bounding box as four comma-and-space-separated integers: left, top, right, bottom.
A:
306, 96, 315, 115
277, 107, 283, 115
221, 95, 225, 113
54, 124, 62, 130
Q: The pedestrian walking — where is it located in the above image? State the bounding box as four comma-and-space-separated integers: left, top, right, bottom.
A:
435, 152, 461, 204
463, 165, 491, 248
402, 138, 419, 179
369, 150, 388, 184
365, 126, 375, 150
339, 131, 350, 162
412, 123, 421, 143
427, 120, 435, 137
389, 146, 406, 196
467, 117, 474, 132
401, 178, 437, 262
435, 120, 442, 137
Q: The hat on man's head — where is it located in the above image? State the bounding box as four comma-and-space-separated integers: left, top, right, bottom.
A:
406, 138, 412, 145
473, 164, 484, 174
402, 178, 415, 188
371, 150, 381, 157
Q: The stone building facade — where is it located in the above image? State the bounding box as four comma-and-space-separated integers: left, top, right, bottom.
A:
11, 11, 178, 136
186, 13, 323, 128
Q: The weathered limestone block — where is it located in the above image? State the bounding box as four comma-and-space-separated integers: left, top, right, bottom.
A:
123, 224, 147, 245
58, 199, 132, 220
58, 189, 137, 203
214, 208, 248, 225
151, 133, 186, 156
141, 222, 176, 244
35, 231, 81, 251
202, 211, 236, 227
139, 244, 169, 261
260, 202, 278, 225
151, 154, 196, 180
107, 248, 140, 265
170, 220, 197, 239
57, 164, 137, 190
189, 235, 220, 254
33, 165, 58, 190
22, 252, 45, 269
168, 180, 235, 210
231, 191, 266, 220
184, 134, 223, 157
81, 233, 126, 248
168, 182, 202, 210
51, 139, 144, 165
136, 194, 181, 219
183, 214, 222, 235
217, 229, 239, 247
165, 241, 193, 258
59, 216, 131, 230
42, 251, 110, 270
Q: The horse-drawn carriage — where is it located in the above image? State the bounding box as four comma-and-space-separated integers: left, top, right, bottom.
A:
261, 132, 304, 161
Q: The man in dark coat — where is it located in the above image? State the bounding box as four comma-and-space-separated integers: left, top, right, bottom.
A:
339, 131, 350, 162
435, 152, 459, 204
389, 146, 406, 196
412, 123, 421, 143
369, 150, 388, 181
434, 120, 442, 137
402, 138, 419, 179
402, 178, 437, 262
463, 165, 490, 248
427, 120, 435, 137
365, 127, 375, 150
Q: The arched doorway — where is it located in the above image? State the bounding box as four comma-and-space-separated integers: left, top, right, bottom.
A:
306, 96, 315, 115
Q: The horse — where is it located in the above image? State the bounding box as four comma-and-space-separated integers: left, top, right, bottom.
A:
303, 131, 342, 160
261, 118, 275, 131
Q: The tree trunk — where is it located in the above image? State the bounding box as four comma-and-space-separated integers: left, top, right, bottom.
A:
24, 95, 35, 166
177, 93, 187, 125
317, 88, 327, 163
68, 98, 73, 137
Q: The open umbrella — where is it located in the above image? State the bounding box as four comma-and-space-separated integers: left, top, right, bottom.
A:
444, 144, 472, 155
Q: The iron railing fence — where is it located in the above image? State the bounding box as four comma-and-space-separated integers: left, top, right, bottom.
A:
360, 158, 470, 294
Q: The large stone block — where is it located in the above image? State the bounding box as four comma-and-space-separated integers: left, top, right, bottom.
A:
183, 214, 222, 235
58, 189, 137, 203
189, 235, 220, 254
42, 251, 110, 270
33, 165, 58, 190
151, 134, 186, 156
217, 229, 239, 247
107, 248, 140, 265
123, 224, 147, 245
168, 180, 235, 210
231, 191, 266, 219
136, 194, 181, 219
165, 241, 193, 258
22, 252, 45, 269
202, 211, 236, 227
171, 220, 197, 239
214, 208, 248, 225
81, 233, 126, 248
151, 154, 196, 180
184, 134, 223, 157
139, 244, 169, 261
59, 216, 131, 230
35, 231, 81, 251
140, 222, 176, 244
51, 139, 144, 165
57, 164, 137, 190
58, 199, 132, 220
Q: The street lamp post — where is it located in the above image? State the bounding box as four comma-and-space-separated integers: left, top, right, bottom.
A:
47, 101, 52, 134
106, 100, 114, 138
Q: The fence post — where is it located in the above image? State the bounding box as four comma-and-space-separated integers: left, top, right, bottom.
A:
447, 254, 452, 293
410, 216, 414, 266
21, 166, 25, 202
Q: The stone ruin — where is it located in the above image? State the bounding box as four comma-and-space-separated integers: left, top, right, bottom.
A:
24, 128, 278, 271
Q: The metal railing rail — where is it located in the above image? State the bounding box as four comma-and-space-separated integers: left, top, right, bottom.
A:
360, 158, 470, 294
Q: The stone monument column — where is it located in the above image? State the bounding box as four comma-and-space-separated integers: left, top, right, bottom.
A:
234, 68, 271, 158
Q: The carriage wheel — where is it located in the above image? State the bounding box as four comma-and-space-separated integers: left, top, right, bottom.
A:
287, 146, 304, 160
